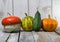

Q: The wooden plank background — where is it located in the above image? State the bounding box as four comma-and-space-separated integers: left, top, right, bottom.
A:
0, 0, 60, 32
0, 31, 60, 42
7, 33, 19, 42
0, 0, 52, 18
0, 0, 60, 42
19, 32, 35, 42
0, 0, 51, 28
0, 30, 10, 42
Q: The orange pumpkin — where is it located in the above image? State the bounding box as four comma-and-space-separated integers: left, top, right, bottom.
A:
42, 14, 58, 32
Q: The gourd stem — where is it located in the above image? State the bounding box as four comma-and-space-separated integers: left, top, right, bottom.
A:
25, 13, 27, 16
48, 14, 50, 18
7, 12, 11, 16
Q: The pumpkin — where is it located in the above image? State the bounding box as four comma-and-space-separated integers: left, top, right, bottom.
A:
22, 13, 33, 31
32, 10, 41, 31
42, 14, 58, 32
2, 13, 21, 32
2, 16, 21, 25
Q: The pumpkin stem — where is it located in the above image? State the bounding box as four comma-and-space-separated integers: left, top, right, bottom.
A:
25, 13, 27, 16
48, 14, 50, 18
7, 12, 12, 16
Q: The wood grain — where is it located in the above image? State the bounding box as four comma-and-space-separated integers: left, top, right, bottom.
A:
0, 30, 10, 42
46, 32, 60, 42
0, 30, 60, 42
32, 32, 60, 42
7, 33, 19, 42
19, 32, 35, 42
32, 32, 52, 42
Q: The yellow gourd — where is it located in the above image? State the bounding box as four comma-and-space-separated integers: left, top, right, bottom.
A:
22, 13, 33, 31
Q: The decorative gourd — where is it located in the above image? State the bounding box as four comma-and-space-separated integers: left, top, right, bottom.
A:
22, 13, 33, 31
32, 10, 41, 31
42, 14, 58, 32
2, 13, 21, 32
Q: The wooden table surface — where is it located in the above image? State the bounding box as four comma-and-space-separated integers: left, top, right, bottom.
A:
0, 30, 60, 42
